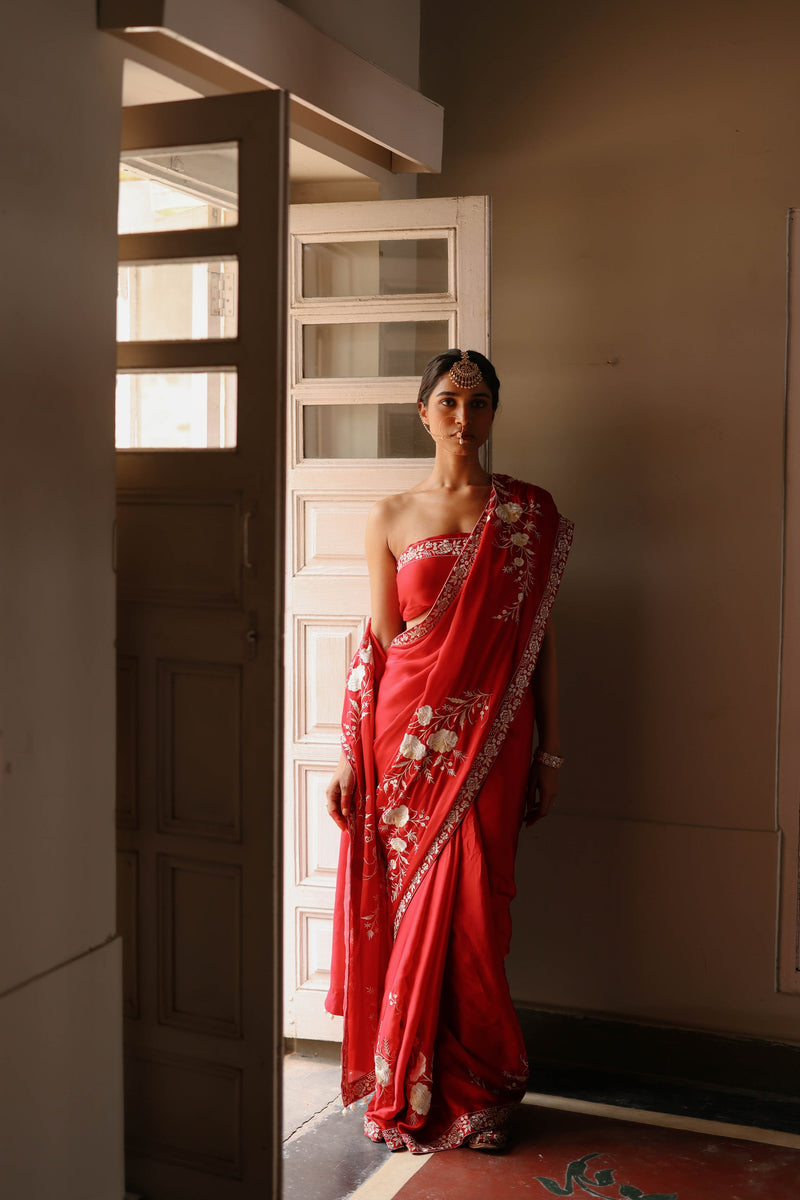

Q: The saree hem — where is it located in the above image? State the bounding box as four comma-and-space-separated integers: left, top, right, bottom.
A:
364, 1100, 519, 1155
342, 1069, 377, 1108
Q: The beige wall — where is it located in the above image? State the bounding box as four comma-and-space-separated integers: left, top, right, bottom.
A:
0, 0, 124, 1193
421, 0, 800, 1042
279, 0, 420, 87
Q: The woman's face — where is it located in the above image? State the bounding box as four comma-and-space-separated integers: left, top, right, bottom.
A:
419, 373, 495, 452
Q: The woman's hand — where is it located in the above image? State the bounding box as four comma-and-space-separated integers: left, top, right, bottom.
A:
524, 760, 559, 826
326, 753, 355, 831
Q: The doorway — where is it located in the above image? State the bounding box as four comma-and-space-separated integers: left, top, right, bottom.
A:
114, 56, 478, 1200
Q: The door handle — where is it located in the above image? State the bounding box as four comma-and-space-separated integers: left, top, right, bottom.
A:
245, 611, 259, 660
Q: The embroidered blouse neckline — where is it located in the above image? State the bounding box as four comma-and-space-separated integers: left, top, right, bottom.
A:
401, 531, 470, 556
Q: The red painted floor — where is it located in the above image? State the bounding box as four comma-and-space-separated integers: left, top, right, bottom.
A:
393, 1105, 800, 1200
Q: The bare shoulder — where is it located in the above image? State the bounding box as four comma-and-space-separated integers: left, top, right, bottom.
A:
367, 491, 415, 536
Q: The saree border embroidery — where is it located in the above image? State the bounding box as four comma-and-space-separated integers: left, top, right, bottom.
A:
396, 533, 469, 573
391, 512, 575, 938
364, 1102, 514, 1154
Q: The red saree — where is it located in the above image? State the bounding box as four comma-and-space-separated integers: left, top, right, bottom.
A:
326, 474, 573, 1152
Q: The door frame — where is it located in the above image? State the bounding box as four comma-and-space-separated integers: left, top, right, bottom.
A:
116, 90, 287, 1198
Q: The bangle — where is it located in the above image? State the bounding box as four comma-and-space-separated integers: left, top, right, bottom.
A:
534, 747, 564, 769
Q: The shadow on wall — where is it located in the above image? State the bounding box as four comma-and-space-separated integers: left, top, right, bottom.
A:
510, 393, 705, 1011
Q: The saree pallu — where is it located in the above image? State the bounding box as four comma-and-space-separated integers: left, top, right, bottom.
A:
326, 474, 573, 1152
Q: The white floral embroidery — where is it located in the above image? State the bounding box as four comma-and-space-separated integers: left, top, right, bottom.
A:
362, 906, 380, 940
491, 480, 544, 624
405, 1045, 434, 1124
427, 728, 458, 753
374, 1054, 392, 1087
379, 691, 491, 899
396, 534, 469, 573
496, 501, 523, 523
380, 804, 430, 900
383, 804, 409, 827
385, 691, 490, 797
341, 629, 375, 756
347, 663, 366, 691
409, 1083, 432, 1116
399, 733, 426, 760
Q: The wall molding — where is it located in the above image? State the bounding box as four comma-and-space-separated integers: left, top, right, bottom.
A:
778, 208, 800, 994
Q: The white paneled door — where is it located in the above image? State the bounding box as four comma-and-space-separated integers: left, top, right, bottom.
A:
284, 197, 490, 1040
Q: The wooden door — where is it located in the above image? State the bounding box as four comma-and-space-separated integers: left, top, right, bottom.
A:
115, 91, 287, 1199
283, 197, 490, 1041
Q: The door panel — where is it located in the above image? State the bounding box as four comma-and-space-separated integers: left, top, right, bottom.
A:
284, 197, 490, 1041
116, 91, 286, 1199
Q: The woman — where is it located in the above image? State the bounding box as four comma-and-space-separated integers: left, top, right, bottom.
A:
325, 349, 573, 1154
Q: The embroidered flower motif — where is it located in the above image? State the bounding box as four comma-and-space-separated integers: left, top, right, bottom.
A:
427, 728, 458, 753
496, 501, 523, 523
375, 1054, 392, 1087
362, 906, 380, 940
382, 803, 429, 897
409, 1082, 432, 1115
382, 804, 410, 827
399, 734, 426, 761
380, 692, 489, 900
359, 643, 372, 663
347, 664, 365, 691
492, 483, 544, 623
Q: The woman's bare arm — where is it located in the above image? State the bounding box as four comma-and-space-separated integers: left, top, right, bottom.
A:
365, 500, 404, 651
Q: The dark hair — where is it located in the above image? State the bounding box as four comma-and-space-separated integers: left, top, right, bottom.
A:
417, 349, 500, 411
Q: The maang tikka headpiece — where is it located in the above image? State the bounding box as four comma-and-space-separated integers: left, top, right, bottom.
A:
449, 349, 484, 389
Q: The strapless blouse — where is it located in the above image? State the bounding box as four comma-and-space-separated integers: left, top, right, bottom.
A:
395, 533, 469, 622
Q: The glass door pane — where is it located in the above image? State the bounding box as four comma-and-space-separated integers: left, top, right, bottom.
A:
116, 370, 237, 449
118, 142, 238, 233
117, 259, 238, 342
301, 402, 433, 459
302, 238, 449, 298
302, 320, 449, 378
